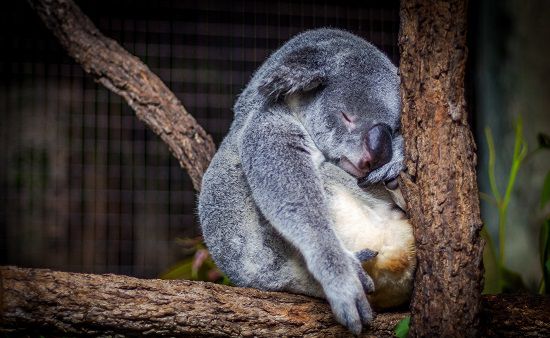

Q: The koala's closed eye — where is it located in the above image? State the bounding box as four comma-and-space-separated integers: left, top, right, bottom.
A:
340, 111, 357, 131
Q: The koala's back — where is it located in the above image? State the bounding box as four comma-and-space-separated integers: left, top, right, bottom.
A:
199, 111, 324, 295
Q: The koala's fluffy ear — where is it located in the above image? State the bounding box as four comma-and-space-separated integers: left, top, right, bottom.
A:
258, 46, 327, 101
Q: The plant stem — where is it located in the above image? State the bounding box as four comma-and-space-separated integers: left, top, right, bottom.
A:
498, 208, 506, 268
497, 119, 528, 269
485, 128, 501, 202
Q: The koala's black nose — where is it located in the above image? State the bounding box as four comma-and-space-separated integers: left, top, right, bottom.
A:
358, 123, 393, 173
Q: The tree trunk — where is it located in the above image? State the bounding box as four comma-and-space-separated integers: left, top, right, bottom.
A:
27, 0, 216, 191
399, 0, 484, 337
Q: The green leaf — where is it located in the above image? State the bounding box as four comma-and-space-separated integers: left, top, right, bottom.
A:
541, 171, 550, 209
394, 316, 410, 338
485, 128, 501, 202
160, 260, 194, 280
537, 133, 550, 149
221, 275, 233, 286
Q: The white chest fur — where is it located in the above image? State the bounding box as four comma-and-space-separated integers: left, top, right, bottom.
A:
328, 186, 416, 309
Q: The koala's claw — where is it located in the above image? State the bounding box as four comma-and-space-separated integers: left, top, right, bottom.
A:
355, 251, 377, 294
356, 248, 378, 262
328, 292, 373, 336
357, 297, 375, 328
384, 177, 399, 190
357, 265, 375, 295
323, 255, 375, 335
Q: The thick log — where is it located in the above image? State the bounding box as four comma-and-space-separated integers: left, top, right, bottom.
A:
399, 0, 484, 336
1, 267, 549, 337
0, 266, 404, 337
28, 0, 216, 190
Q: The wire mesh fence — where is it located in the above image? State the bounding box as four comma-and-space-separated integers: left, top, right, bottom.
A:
0, 0, 399, 278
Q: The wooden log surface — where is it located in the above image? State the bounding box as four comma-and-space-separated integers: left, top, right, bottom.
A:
0, 266, 404, 337
1, 266, 549, 337
27, 0, 216, 190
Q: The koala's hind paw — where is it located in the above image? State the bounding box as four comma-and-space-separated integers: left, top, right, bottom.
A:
326, 282, 374, 335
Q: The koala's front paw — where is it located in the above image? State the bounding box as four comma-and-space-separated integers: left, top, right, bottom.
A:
361, 159, 404, 185
322, 257, 375, 335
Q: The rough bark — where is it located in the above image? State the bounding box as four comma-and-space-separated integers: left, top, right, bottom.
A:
0, 266, 405, 337
28, 0, 216, 190
1, 267, 549, 337
480, 294, 550, 337
399, 0, 484, 337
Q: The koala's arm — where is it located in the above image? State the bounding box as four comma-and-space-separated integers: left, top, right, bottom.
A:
240, 108, 374, 334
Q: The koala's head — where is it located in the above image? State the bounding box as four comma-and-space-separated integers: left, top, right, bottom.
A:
258, 29, 401, 183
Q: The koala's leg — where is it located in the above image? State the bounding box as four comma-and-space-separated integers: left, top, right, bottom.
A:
199, 140, 322, 296
240, 108, 375, 334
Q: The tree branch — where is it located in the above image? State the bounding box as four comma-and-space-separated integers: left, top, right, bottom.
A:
1, 267, 549, 337
0, 266, 405, 337
27, 0, 216, 190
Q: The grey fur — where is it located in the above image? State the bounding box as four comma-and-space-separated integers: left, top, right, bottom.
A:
199, 28, 403, 335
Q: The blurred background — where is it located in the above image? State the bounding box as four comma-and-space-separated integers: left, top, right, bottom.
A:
0, 0, 548, 289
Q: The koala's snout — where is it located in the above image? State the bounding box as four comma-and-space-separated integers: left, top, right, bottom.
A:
361, 123, 393, 173
338, 124, 393, 179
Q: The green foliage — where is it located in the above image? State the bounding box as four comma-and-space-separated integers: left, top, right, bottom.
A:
394, 316, 410, 338
160, 237, 231, 285
482, 118, 528, 293
482, 121, 550, 294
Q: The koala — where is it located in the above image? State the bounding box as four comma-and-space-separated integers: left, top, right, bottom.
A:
198, 28, 415, 335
